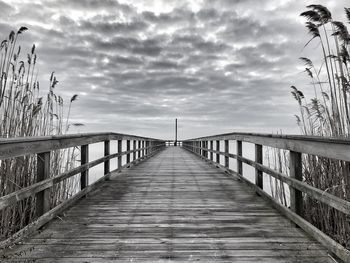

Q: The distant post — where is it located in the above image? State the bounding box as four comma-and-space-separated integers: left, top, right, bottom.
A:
174, 118, 178, 146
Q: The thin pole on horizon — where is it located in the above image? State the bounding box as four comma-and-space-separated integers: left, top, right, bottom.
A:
175, 118, 177, 146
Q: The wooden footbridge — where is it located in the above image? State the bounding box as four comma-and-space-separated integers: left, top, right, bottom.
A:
0, 132, 349, 262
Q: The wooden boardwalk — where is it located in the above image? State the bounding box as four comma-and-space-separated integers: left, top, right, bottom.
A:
4, 147, 334, 262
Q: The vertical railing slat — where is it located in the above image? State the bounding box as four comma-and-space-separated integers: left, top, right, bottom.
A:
104, 140, 110, 175
255, 144, 263, 189
237, 140, 242, 176
290, 151, 303, 216
224, 140, 229, 168
133, 140, 136, 162
81, 144, 89, 190
117, 139, 122, 169
216, 140, 220, 164
126, 140, 130, 164
36, 151, 51, 217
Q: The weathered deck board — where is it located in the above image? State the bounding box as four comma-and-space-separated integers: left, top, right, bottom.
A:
3, 147, 335, 262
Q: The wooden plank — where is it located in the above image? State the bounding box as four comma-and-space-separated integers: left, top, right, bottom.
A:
237, 140, 242, 175
210, 141, 213, 161
117, 140, 122, 169
138, 140, 141, 159
0, 147, 164, 251
3, 147, 337, 262
80, 144, 89, 190
104, 140, 110, 175
290, 151, 303, 216
0, 133, 164, 159
255, 144, 263, 189
0, 152, 123, 211
183, 132, 350, 163
36, 151, 51, 216
224, 140, 229, 168
126, 140, 130, 164
216, 140, 220, 164
133, 140, 136, 161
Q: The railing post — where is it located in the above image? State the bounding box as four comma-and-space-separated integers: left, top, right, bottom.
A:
224, 140, 229, 168
104, 140, 110, 175
126, 140, 130, 164
237, 140, 242, 176
255, 144, 263, 189
201, 141, 205, 158
216, 140, 220, 164
205, 141, 208, 158
36, 151, 50, 217
81, 144, 89, 190
117, 139, 122, 169
133, 140, 136, 161
138, 140, 141, 159
210, 141, 213, 161
290, 151, 303, 216
142, 140, 145, 157
146, 141, 149, 156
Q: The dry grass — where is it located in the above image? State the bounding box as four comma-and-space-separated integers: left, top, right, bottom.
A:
270, 5, 350, 248
0, 27, 80, 241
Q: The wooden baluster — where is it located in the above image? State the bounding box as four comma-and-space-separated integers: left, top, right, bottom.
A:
36, 151, 50, 217
133, 140, 136, 161
224, 140, 229, 168
146, 141, 149, 156
117, 139, 122, 169
81, 144, 89, 190
142, 140, 145, 157
126, 140, 130, 164
205, 141, 208, 158
290, 151, 303, 216
255, 144, 263, 189
203, 141, 205, 158
104, 140, 110, 175
216, 140, 220, 164
237, 140, 243, 176
138, 140, 141, 159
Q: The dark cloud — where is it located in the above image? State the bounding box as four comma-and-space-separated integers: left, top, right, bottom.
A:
0, 0, 348, 138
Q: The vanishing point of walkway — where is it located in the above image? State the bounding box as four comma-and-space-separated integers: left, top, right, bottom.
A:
5, 147, 334, 262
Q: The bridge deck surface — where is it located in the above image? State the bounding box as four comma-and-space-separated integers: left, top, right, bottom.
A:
4, 147, 333, 262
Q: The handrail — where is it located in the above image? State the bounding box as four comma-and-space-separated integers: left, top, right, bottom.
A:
0, 132, 166, 249
182, 133, 350, 263
182, 132, 350, 162
0, 132, 163, 159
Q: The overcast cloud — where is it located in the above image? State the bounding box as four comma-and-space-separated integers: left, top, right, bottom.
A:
0, 0, 349, 139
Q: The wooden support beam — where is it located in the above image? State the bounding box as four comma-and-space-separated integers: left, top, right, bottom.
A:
237, 140, 242, 176
104, 140, 110, 175
224, 140, 229, 168
36, 151, 51, 217
80, 144, 89, 190
117, 140, 122, 169
290, 151, 303, 217
138, 140, 141, 159
216, 140, 220, 164
133, 140, 136, 161
255, 144, 263, 189
210, 141, 213, 161
126, 140, 130, 164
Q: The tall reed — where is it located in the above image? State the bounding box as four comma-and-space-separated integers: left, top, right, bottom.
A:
288, 5, 350, 248
0, 27, 80, 241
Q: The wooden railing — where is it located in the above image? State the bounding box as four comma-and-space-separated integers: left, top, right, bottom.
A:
0, 132, 165, 248
182, 133, 350, 262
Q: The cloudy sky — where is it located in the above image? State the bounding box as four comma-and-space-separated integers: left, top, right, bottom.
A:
0, 0, 349, 139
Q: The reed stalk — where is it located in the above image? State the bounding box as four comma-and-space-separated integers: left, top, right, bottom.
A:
0, 28, 80, 241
